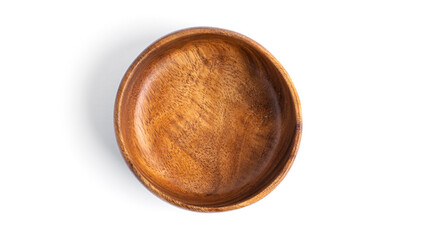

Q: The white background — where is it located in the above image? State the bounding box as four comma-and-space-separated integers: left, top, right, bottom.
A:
1, 0, 426, 239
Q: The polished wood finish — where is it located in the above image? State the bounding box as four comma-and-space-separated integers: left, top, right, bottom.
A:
115, 27, 302, 212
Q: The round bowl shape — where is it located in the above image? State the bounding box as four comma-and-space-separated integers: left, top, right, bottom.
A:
115, 27, 302, 212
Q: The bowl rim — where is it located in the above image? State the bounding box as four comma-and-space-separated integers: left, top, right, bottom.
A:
114, 27, 302, 212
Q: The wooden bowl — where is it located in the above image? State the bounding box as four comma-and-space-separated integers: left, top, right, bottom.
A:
114, 27, 302, 212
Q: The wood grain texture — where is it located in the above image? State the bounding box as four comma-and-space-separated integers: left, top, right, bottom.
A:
114, 27, 302, 212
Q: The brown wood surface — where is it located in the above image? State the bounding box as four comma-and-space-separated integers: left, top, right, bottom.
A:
114, 27, 302, 212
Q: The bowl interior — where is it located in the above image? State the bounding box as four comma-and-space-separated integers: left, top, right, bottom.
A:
115, 30, 299, 210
